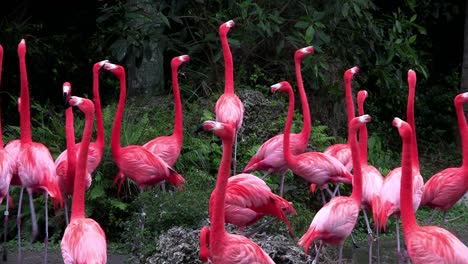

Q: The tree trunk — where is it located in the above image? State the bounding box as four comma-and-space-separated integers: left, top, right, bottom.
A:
461, 0, 468, 92
125, 0, 165, 97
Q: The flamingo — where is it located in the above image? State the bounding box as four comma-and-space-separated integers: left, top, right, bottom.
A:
0, 43, 14, 260
61, 96, 107, 264
420, 92, 468, 225
4, 39, 63, 263
243, 46, 314, 196
357, 90, 384, 263
214, 20, 245, 175
55, 61, 107, 223
376, 69, 424, 262
297, 112, 371, 264
103, 62, 185, 228
198, 120, 274, 263
224, 173, 297, 236
392, 117, 468, 263
276, 81, 352, 203
324, 66, 360, 172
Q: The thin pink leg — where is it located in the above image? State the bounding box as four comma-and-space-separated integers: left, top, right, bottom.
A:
43, 193, 48, 263
16, 187, 24, 263
27, 190, 38, 240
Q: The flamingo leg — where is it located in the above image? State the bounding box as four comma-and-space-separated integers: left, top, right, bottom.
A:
279, 172, 286, 196
320, 190, 327, 205
362, 209, 373, 263
395, 217, 403, 264
332, 184, 341, 196
312, 241, 323, 264
16, 187, 24, 264
375, 219, 381, 264
64, 198, 69, 226
233, 131, 238, 175
246, 218, 277, 237
338, 244, 343, 264
27, 190, 38, 240
350, 232, 359, 249
43, 193, 48, 264
425, 209, 438, 225
3, 192, 9, 261
440, 210, 447, 227
261, 171, 271, 180
325, 187, 334, 198
160, 181, 167, 193
139, 189, 146, 230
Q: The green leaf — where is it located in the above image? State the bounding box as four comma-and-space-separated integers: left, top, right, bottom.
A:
159, 13, 170, 28
294, 21, 310, 29
409, 35, 417, 44
395, 20, 402, 33
342, 3, 350, 17
410, 14, 417, 23
305, 26, 315, 44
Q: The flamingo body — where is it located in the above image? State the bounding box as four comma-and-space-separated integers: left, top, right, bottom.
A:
210, 233, 274, 264
421, 168, 466, 211
0, 150, 13, 203
215, 94, 244, 131
323, 144, 352, 171
298, 196, 359, 252
225, 173, 296, 233
143, 136, 181, 167
61, 218, 107, 264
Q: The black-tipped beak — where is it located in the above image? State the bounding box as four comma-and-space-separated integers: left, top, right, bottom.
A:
63, 92, 68, 108
65, 98, 71, 109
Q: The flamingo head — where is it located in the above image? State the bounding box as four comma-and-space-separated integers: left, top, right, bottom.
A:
93, 60, 109, 73
198, 120, 235, 141
103, 62, 125, 77
17, 39, 26, 58
67, 96, 95, 115
408, 69, 416, 90
344, 66, 359, 81
199, 226, 210, 261
294, 46, 314, 60
171, 55, 190, 69
455, 92, 468, 106
219, 20, 235, 36
357, 90, 368, 111
349, 114, 371, 133
392, 117, 412, 139
62, 82, 72, 107
271, 81, 292, 94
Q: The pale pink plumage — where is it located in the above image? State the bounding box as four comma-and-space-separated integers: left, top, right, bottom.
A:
323, 144, 352, 171
393, 118, 468, 263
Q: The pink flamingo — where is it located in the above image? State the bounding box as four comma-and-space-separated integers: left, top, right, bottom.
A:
61, 96, 107, 264
376, 70, 424, 262
324, 66, 360, 172
103, 62, 185, 228
0, 43, 14, 259
55, 61, 107, 223
297, 112, 371, 264
199, 226, 210, 262
357, 90, 384, 263
224, 173, 297, 235
198, 120, 274, 263
215, 20, 245, 175
276, 81, 352, 203
393, 117, 468, 263
420, 92, 468, 225
243, 46, 314, 196
5, 39, 63, 263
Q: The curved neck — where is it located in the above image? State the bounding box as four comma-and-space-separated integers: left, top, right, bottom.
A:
171, 65, 183, 142
220, 32, 234, 94
19, 50, 32, 143
210, 135, 233, 241
349, 126, 362, 203
400, 128, 418, 233
456, 101, 468, 168
357, 101, 368, 165
295, 59, 311, 143
407, 84, 419, 170
345, 76, 355, 125
283, 87, 297, 167
71, 108, 94, 220
111, 72, 126, 159
65, 107, 76, 178
93, 69, 105, 152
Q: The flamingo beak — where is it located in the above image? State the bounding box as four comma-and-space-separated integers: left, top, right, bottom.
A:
63, 92, 69, 108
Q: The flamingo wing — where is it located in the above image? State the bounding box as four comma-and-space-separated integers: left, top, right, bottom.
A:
324, 143, 352, 171
5, 139, 21, 177
406, 226, 468, 263
143, 135, 181, 166
215, 94, 244, 131
61, 218, 107, 264
0, 150, 14, 203
293, 152, 352, 187
214, 233, 274, 264
421, 167, 466, 211
361, 165, 384, 209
